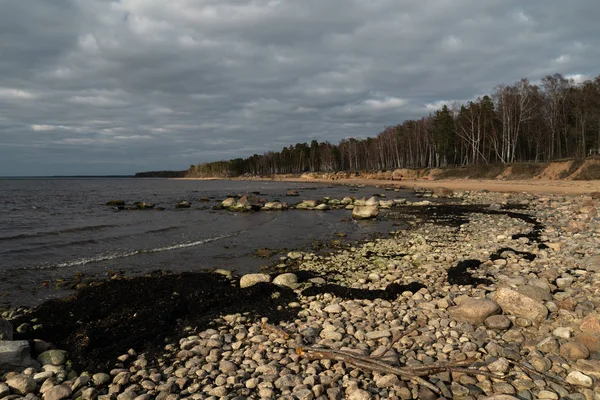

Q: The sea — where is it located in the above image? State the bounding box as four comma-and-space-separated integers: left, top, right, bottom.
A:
0, 177, 415, 307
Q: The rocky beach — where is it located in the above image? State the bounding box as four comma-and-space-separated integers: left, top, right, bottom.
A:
1, 186, 600, 399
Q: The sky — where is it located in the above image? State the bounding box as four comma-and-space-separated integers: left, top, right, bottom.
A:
1, 0, 599, 176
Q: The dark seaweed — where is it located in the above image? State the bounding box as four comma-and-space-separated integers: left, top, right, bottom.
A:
301, 282, 425, 300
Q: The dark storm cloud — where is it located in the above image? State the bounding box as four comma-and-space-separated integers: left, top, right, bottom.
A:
1, 0, 599, 175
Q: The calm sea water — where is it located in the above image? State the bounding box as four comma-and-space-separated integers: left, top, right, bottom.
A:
0, 178, 414, 307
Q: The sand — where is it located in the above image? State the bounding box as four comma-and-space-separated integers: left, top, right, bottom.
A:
274, 177, 600, 196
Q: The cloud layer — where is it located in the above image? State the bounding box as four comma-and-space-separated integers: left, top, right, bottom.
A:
1, 0, 598, 175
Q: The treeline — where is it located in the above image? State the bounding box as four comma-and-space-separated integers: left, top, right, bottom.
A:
135, 170, 187, 178
188, 73, 600, 177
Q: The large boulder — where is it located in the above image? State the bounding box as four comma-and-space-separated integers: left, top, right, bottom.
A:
352, 205, 379, 220
449, 298, 501, 325
263, 201, 288, 211
0, 341, 38, 370
6, 375, 36, 395
273, 273, 298, 288
492, 287, 548, 324
240, 273, 271, 288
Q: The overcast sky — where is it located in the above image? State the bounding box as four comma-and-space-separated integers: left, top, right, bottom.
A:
1, 0, 598, 175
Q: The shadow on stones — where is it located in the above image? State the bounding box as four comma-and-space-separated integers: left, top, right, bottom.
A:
301, 282, 425, 300
447, 259, 492, 286
490, 247, 536, 262
13, 272, 298, 372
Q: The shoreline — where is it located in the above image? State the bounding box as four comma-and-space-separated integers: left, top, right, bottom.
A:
3, 189, 600, 398
175, 175, 600, 196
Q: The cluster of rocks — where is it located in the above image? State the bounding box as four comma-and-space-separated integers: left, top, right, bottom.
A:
219, 193, 439, 220
104, 200, 202, 211
4, 189, 600, 399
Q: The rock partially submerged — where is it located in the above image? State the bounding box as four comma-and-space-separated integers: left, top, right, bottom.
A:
352, 205, 379, 219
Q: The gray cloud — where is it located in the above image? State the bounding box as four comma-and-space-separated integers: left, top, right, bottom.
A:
1, 0, 599, 175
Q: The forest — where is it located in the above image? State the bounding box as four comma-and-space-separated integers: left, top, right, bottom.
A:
188, 73, 600, 177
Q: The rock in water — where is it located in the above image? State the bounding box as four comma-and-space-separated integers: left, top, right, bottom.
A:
222, 197, 236, 208
492, 287, 548, 324
240, 273, 271, 288
352, 205, 379, 220
449, 298, 501, 325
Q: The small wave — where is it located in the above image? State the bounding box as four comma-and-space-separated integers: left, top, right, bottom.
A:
24, 232, 242, 271
0, 224, 118, 241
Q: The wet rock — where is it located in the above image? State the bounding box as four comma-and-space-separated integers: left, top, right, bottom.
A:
286, 189, 299, 196
352, 205, 379, 220
493, 287, 548, 323
175, 200, 191, 208
221, 197, 236, 208
239, 273, 271, 288
105, 200, 125, 206
448, 298, 500, 325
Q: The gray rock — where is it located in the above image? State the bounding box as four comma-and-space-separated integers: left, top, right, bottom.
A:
517, 285, 552, 302
274, 374, 302, 388
448, 298, 501, 325
43, 384, 72, 400
6, 375, 36, 395
239, 273, 271, 288
37, 350, 67, 366
0, 340, 37, 369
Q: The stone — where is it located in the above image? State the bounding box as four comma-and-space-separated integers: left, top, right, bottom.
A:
481, 396, 520, 400
272, 273, 298, 288
219, 360, 237, 374
37, 350, 67, 366
221, 197, 236, 208
492, 287, 548, 323
274, 374, 302, 388
0, 340, 37, 369
6, 375, 36, 395
323, 304, 342, 313
566, 371, 593, 387
347, 389, 371, 400
43, 384, 72, 400
365, 196, 379, 206
484, 315, 511, 330
536, 337, 559, 354
575, 359, 600, 378
239, 273, 271, 288
517, 285, 552, 302
352, 205, 379, 219
580, 314, 600, 332
487, 357, 510, 374
575, 332, 600, 352
559, 342, 589, 361
448, 298, 501, 325
552, 327, 572, 339
92, 373, 111, 386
